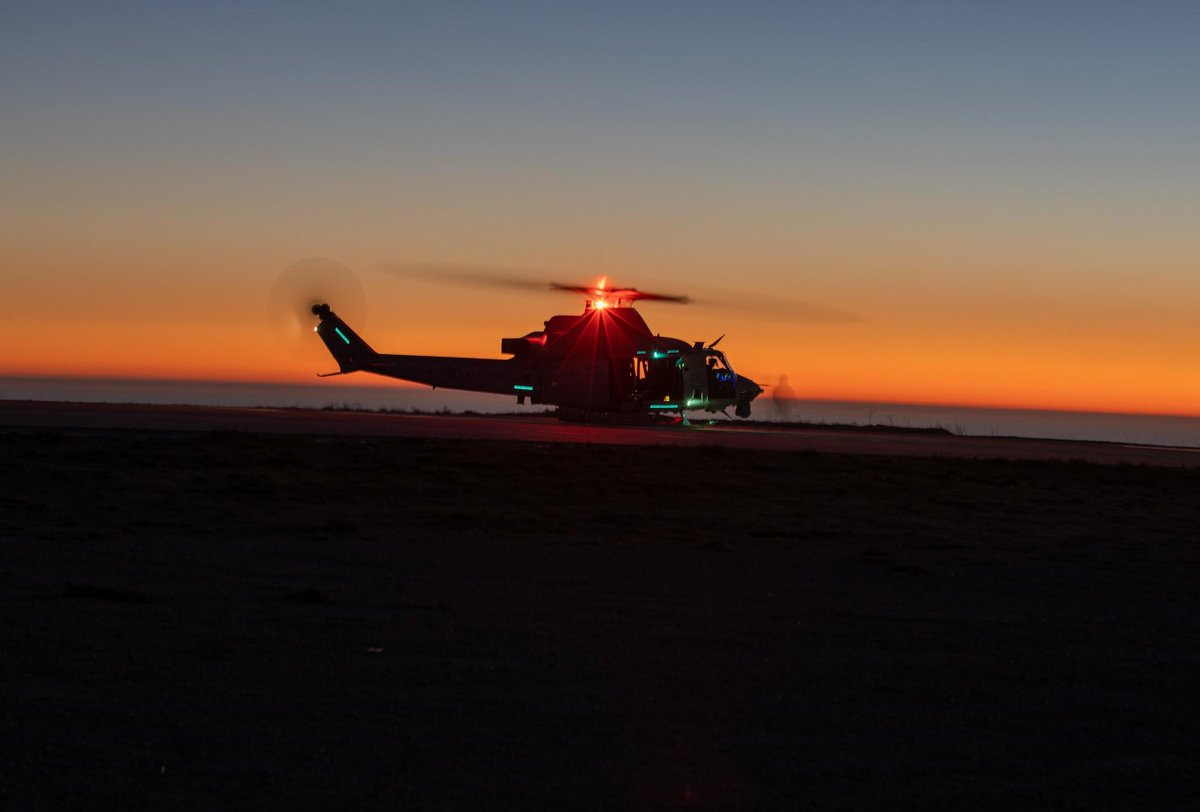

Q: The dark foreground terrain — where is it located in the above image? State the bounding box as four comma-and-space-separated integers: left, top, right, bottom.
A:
3, 429, 1199, 810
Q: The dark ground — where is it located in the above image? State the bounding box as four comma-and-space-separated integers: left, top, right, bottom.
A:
3, 429, 1199, 809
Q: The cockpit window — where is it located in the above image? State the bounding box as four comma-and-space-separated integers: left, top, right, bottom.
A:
706, 351, 733, 371
705, 351, 735, 382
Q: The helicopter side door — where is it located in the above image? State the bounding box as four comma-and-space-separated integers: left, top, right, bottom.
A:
632, 351, 704, 410
677, 352, 708, 409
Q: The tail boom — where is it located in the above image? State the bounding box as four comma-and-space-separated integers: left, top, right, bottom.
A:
312, 303, 522, 396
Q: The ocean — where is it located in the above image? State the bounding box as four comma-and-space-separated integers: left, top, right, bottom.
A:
2, 376, 1197, 448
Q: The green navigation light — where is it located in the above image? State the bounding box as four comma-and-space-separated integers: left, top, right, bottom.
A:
513, 384, 534, 391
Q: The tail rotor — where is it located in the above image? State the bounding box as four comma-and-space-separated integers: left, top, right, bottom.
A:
267, 257, 366, 361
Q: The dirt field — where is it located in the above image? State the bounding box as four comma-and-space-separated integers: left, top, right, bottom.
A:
3, 428, 1199, 809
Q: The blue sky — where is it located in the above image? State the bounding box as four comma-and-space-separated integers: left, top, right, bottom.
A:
4, 1, 1198, 412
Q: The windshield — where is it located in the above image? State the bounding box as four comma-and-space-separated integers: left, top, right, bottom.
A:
705, 350, 735, 376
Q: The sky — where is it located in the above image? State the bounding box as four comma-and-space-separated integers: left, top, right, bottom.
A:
3, 1, 1198, 416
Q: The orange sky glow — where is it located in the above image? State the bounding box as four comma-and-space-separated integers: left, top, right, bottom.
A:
4, 5, 1197, 419
6, 247, 1197, 418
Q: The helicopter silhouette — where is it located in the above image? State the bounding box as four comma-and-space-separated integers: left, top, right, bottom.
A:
310, 276, 763, 421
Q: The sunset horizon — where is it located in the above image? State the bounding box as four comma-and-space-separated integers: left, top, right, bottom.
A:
4, 367, 1200, 423
7, 5, 1200, 806
5, 2, 1197, 424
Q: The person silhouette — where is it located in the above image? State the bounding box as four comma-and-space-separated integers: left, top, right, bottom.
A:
773, 374, 795, 421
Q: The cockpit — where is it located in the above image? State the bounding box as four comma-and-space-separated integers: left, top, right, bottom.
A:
627, 346, 741, 412
704, 350, 737, 400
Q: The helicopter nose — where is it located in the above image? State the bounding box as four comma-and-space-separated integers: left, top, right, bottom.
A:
737, 375, 763, 401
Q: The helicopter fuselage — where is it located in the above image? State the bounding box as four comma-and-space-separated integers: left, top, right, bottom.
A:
312, 303, 762, 418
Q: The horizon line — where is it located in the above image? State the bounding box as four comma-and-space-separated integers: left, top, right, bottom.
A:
3, 373, 1198, 422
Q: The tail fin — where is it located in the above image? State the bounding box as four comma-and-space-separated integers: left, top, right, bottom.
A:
312, 303, 377, 373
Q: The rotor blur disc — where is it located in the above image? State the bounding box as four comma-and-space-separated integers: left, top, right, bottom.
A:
267, 257, 366, 361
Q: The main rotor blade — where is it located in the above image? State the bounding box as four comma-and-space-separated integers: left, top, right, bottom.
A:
549, 283, 690, 304
688, 288, 861, 324
376, 261, 858, 322
379, 263, 690, 304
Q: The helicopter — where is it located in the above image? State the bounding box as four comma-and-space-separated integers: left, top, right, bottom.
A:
309, 277, 763, 421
